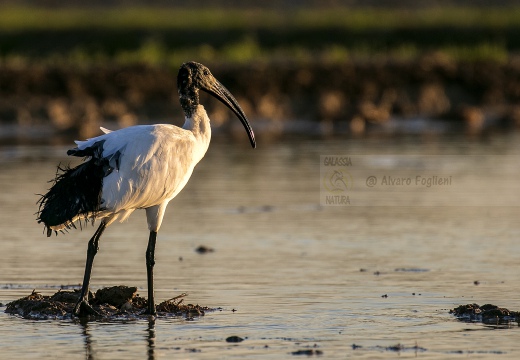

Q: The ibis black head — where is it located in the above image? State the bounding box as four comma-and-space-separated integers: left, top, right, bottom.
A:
178, 61, 255, 148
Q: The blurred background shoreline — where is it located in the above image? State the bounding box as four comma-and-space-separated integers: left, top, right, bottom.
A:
1, 1, 520, 143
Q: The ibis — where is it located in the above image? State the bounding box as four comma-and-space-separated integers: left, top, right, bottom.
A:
37, 61, 256, 316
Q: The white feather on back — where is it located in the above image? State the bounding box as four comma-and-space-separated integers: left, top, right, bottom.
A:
70, 106, 212, 232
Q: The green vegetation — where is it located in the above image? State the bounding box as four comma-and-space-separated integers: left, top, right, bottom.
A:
0, 6, 518, 66
1, 6, 520, 31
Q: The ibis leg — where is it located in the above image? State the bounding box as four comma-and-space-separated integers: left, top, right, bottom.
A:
145, 231, 157, 315
73, 221, 107, 317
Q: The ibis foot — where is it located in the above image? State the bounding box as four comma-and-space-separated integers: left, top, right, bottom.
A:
143, 308, 156, 316
73, 299, 101, 318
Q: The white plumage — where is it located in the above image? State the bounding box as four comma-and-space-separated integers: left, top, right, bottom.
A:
63, 106, 211, 232
37, 62, 255, 316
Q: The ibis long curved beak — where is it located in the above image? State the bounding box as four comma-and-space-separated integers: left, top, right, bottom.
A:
202, 80, 256, 148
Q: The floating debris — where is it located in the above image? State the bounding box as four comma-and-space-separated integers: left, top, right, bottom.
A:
5, 285, 212, 320
382, 343, 427, 353
386, 343, 406, 352
352, 343, 426, 354
394, 268, 429, 272
450, 303, 520, 324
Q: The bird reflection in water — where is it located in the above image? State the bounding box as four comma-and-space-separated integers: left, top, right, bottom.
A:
77, 317, 157, 360
147, 318, 156, 360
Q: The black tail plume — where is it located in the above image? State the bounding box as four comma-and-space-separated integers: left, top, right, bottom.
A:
37, 160, 106, 236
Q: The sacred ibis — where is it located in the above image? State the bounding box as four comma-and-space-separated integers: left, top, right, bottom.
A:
37, 61, 256, 316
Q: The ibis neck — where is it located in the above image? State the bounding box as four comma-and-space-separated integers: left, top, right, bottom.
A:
179, 89, 199, 118
182, 105, 212, 156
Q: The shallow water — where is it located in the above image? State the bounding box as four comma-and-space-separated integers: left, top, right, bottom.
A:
1, 134, 520, 359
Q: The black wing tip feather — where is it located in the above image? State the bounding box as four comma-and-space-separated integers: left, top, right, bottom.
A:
67, 140, 105, 158
37, 216, 98, 237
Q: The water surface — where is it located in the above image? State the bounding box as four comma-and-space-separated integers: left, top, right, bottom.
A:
1, 134, 520, 359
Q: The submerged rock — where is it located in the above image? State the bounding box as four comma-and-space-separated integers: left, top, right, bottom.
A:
5, 286, 211, 320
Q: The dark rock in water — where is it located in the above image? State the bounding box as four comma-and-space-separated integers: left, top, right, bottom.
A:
226, 336, 244, 343
195, 245, 215, 254
94, 285, 137, 307
291, 349, 323, 356
450, 303, 520, 323
5, 286, 212, 320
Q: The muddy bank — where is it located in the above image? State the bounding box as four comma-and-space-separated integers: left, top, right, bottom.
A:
1, 58, 520, 141
5, 286, 211, 320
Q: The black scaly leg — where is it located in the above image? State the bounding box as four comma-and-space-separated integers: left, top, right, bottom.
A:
145, 231, 157, 315
73, 221, 107, 317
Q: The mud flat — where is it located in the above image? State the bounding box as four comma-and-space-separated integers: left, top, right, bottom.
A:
4, 285, 211, 320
